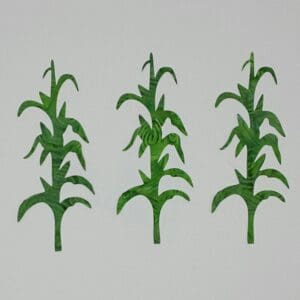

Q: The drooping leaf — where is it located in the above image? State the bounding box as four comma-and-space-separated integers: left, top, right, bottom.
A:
17, 100, 45, 116
65, 118, 89, 142
17, 193, 47, 221
258, 169, 289, 188
155, 67, 177, 84
255, 66, 277, 85
255, 190, 285, 203
61, 197, 91, 209
158, 189, 190, 207
117, 185, 147, 214
215, 92, 243, 108
164, 168, 193, 186
63, 141, 86, 170
56, 74, 79, 94
40, 122, 52, 137
220, 126, 238, 150
154, 110, 187, 135
116, 93, 145, 110
64, 176, 95, 194
254, 110, 285, 136
162, 133, 185, 163
212, 184, 256, 212
257, 133, 281, 163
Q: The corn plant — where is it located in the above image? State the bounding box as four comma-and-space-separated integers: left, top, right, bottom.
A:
212, 52, 289, 243
17, 60, 94, 251
116, 53, 193, 244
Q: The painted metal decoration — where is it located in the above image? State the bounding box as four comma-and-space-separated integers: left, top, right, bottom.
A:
116, 53, 193, 244
212, 53, 289, 243
17, 61, 94, 251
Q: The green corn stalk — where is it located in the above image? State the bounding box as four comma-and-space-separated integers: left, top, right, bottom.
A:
116, 53, 193, 244
17, 60, 94, 251
212, 52, 289, 244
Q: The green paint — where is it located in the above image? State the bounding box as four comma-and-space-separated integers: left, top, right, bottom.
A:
17, 60, 94, 251
117, 53, 192, 244
212, 53, 289, 244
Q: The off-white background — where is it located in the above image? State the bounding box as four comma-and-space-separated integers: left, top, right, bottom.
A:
0, 0, 299, 299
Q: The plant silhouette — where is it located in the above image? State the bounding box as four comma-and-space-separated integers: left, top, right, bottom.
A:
116, 53, 193, 244
17, 60, 94, 251
212, 52, 289, 243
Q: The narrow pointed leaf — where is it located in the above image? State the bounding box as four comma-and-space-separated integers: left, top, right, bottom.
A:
116, 93, 145, 109
156, 67, 177, 84
61, 197, 91, 209
155, 110, 187, 135
24, 135, 41, 159
215, 92, 242, 107
18, 193, 46, 221
258, 169, 289, 188
258, 134, 281, 163
63, 141, 86, 170
138, 170, 150, 184
255, 190, 285, 203
117, 185, 147, 214
159, 189, 190, 207
254, 110, 285, 136
56, 74, 79, 93
164, 168, 193, 186
255, 67, 277, 84
40, 177, 51, 191
158, 154, 169, 169
163, 133, 185, 163
65, 118, 89, 142
64, 176, 95, 194
18, 101, 45, 116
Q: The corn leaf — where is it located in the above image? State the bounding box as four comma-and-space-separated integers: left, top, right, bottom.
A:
65, 118, 89, 142
155, 110, 187, 135
61, 197, 91, 209
164, 168, 193, 186
116, 93, 145, 110
138, 170, 150, 184
235, 140, 245, 157
56, 74, 79, 93
24, 135, 42, 159
40, 149, 50, 165
162, 133, 185, 163
158, 189, 189, 207
18, 100, 45, 116
40, 177, 51, 192
255, 190, 285, 203
17, 193, 47, 221
155, 67, 177, 84
258, 169, 289, 188
212, 184, 256, 212
39, 92, 51, 107
257, 133, 281, 163
63, 141, 86, 170
123, 127, 141, 151
254, 110, 285, 136
215, 92, 243, 108
255, 95, 264, 111
117, 185, 147, 214
255, 67, 277, 85
64, 176, 95, 194
158, 153, 169, 169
